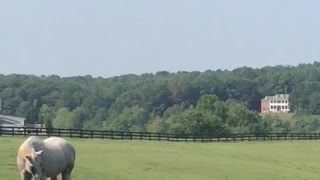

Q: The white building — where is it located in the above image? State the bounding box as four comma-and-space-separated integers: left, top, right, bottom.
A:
0, 98, 26, 128
0, 114, 26, 127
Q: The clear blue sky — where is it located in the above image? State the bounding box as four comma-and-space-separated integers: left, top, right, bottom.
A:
1, 1, 320, 78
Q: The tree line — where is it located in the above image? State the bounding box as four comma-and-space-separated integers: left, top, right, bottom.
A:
1, 61, 320, 134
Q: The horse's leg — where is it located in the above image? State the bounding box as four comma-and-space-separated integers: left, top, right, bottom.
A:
62, 166, 74, 180
62, 173, 70, 180
62, 170, 72, 180
19, 172, 24, 180
51, 176, 58, 180
20, 171, 32, 180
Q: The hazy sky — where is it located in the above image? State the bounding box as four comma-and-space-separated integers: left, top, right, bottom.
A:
1, 1, 320, 77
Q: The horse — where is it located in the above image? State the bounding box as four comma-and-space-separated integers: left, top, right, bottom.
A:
16, 136, 76, 180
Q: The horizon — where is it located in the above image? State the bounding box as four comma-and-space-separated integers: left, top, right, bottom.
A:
1, 61, 317, 79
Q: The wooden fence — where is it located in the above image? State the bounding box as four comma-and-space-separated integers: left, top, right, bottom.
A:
1, 126, 320, 143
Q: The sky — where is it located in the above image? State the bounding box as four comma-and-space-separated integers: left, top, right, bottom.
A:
1, 1, 320, 78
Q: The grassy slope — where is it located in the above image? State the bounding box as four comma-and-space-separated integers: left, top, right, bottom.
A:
1, 136, 320, 180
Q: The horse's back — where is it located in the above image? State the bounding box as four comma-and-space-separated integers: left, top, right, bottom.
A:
43, 137, 75, 163
45, 136, 74, 153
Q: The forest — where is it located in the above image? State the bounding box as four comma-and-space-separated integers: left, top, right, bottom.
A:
2, 61, 320, 134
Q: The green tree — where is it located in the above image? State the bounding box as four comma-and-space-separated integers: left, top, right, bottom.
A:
104, 106, 147, 132
39, 104, 55, 128
52, 107, 74, 129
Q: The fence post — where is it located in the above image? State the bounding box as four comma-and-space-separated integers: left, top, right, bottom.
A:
12, 127, 14, 136
140, 132, 143, 140
111, 131, 114, 140
70, 129, 72, 138
91, 130, 93, 139
24, 127, 27, 137
58, 129, 61, 137
46, 128, 50, 137
130, 132, 133, 140
149, 133, 151, 141
0, 126, 2, 136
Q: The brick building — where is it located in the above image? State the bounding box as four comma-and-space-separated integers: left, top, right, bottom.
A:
261, 94, 290, 113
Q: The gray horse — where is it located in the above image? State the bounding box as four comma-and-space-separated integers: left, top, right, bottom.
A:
17, 136, 76, 180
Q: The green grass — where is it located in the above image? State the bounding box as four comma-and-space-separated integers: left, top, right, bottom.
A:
260, 112, 295, 122
1, 136, 320, 180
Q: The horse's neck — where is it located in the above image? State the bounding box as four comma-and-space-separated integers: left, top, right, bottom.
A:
31, 140, 45, 151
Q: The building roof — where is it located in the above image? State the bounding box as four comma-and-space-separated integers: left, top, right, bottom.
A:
262, 94, 290, 101
0, 114, 26, 125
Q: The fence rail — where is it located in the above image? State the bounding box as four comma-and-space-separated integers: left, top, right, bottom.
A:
1, 126, 320, 143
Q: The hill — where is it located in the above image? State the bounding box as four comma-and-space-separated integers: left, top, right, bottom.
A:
1, 62, 320, 133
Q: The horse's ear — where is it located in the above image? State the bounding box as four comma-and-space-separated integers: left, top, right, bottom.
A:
25, 155, 32, 161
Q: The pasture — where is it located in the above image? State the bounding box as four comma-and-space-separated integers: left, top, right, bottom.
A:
1, 137, 320, 180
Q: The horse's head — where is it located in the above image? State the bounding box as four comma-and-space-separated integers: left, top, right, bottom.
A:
25, 146, 45, 180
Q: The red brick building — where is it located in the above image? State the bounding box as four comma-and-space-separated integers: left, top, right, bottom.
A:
261, 94, 290, 113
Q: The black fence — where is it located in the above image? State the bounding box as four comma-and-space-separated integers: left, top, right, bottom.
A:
1, 126, 320, 143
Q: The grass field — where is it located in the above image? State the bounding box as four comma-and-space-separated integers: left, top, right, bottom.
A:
1, 137, 320, 180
